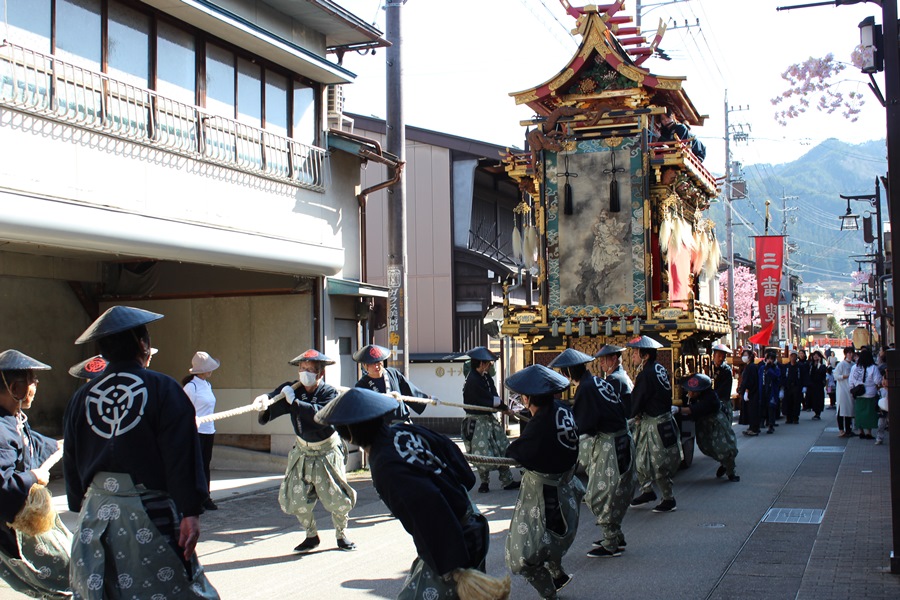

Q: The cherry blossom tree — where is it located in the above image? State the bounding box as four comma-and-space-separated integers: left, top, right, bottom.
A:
719, 266, 760, 332
851, 269, 870, 286
771, 52, 867, 126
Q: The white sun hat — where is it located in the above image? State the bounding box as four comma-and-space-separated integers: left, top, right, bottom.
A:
189, 351, 221, 374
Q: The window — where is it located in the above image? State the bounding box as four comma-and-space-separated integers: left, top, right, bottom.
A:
293, 81, 315, 145
265, 70, 288, 135
236, 58, 262, 165
5, 0, 51, 53
810, 318, 822, 330
55, 0, 102, 122
205, 44, 235, 118
2, 0, 52, 107
156, 22, 195, 104
56, 0, 101, 69
237, 58, 261, 127
264, 70, 289, 176
105, 1, 151, 137
204, 44, 236, 161
108, 2, 150, 87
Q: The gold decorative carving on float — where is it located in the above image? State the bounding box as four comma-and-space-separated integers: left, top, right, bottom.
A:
658, 307, 685, 320
550, 69, 575, 91
603, 136, 623, 148
591, 33, 609, 56
617, 64, 645, 85
659, 330, 688, 345
654, 78, 683, 91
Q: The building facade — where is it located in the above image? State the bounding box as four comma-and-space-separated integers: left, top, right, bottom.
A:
349, 114, 533, 425
0, 0, 390, 456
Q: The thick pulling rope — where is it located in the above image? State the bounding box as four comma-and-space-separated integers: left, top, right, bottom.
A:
331, 385, 504, 413
463, 453, 519, 467
197, 381, 506, 425
196, 380, 306, 424
40, 446, 63, 471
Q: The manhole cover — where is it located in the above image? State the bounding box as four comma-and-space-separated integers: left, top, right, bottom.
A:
809, 446, 845, 453
762, 508, 825, 524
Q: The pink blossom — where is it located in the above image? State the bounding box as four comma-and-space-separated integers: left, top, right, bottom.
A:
718, 266, 760, 331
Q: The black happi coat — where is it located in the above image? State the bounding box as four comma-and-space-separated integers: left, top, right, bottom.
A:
737, 361, 759, 401
797, 359, 811, 389
683, 388, 721, 420
356, 367, 428, 419
783, 363, 802, 391
713, 362, 733, 404
758, 363, 782, 407
507, 401, 579, 474
369, 423, 481, 576
63, 359, 207, 517
0, 407, 58, 557
258, 381, 338, 443
573, 373, 628, 436
605, 365, 634, 415
807, 362, 828, 409
462, 369, 501, 414
630, 359, 672, 419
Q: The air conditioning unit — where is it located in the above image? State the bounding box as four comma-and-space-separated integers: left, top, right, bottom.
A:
327, 85, 354, 132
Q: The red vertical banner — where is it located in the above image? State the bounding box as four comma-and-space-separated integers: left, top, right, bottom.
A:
749, 236, 785, 345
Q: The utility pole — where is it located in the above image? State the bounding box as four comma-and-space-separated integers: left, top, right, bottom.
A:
725, 92, 750, 350
881, 0, 900, 574
781, 192, 799, 236
780, 192, 798, 349
385, 1, 409, 375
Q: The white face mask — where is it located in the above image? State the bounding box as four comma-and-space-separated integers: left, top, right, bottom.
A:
298, 371, 318, 387
741, 355, 750, 364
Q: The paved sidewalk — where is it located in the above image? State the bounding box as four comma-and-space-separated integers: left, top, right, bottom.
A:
797, 428, 899, 600
707, 424, 899, 600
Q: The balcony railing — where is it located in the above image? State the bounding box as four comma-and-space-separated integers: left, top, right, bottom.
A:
0, 42, 326, 191
649, 140, 719, 198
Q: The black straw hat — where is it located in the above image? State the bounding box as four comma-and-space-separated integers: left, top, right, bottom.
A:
505, 364, 570, 396
625, 335, 663, 349
465, 347, 498, 362
75, 306, 163, 344
548, 348, 594, 369
352, 344, 391, 364
681, 373, 712, 392
68, 355, 108, 380
314, 387, 398, 425
289, 349, 335, 366
594, 344, 625, 357
0, 350, 51, 371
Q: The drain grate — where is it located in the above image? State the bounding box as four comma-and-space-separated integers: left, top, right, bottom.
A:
824, 427, 840, 432
809, 446, 845, 453
762, 508, 825, 524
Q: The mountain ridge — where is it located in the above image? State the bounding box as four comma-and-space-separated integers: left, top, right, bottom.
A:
708, 138, 887, 283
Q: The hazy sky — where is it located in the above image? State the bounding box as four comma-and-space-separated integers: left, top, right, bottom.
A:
334, 0, 888, 175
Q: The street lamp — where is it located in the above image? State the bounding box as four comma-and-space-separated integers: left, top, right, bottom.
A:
858, 15, 884, 74
840, 200, 860, 231
840, 178, 885, 346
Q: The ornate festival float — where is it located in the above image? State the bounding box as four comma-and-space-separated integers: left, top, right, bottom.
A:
500, 1, 729, 464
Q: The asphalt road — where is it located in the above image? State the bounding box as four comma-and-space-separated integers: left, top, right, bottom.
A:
187, 417, 833, 599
